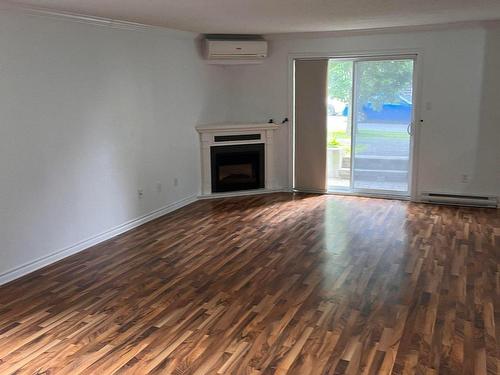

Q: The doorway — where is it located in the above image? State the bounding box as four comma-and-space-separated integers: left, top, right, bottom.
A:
327, 57, 416, 196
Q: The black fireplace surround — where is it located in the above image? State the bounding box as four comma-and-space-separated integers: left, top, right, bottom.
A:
211, 144, 265, 193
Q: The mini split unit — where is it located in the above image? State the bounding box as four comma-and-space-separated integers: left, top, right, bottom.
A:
202, 35, 268, 64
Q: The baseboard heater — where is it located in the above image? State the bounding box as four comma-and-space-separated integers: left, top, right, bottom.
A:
420, 192, 498, 208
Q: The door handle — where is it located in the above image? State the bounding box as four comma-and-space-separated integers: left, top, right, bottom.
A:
407, 122, 413, 136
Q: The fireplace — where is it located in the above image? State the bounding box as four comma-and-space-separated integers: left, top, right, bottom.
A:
196, 123, 278, 196
211, 144, 265, 193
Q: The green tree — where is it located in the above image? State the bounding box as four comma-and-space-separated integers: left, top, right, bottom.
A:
328, 60, 413, 111
328, 61, 352, 103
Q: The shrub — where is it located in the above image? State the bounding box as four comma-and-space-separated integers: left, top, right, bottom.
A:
328, 136, 341, 148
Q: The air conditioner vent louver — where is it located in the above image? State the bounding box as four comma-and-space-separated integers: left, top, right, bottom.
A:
420, 192, 497, 208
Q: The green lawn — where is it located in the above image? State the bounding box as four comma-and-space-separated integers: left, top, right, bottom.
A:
331, 130, 409, 140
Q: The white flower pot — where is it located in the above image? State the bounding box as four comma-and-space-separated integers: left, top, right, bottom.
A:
327, 147, 343, 178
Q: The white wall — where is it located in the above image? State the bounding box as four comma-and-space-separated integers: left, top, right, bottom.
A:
1, 11, 499, 284
0, 10, 229, 281
224, 26, 500, 197
473, 24, 500, 195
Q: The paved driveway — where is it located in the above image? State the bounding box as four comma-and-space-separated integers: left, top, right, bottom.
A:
355, 122, 410, 158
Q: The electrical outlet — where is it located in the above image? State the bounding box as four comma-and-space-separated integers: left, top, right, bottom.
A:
156, 182, 162, 192
137, 189, 144, 198
461, 174, 469, 183
174, 178, 179, 187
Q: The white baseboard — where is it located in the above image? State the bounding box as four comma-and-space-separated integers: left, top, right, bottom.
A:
0, 194, 198, 286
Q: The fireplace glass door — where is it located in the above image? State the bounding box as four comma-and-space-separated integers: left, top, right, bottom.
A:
211, 144, 265, 193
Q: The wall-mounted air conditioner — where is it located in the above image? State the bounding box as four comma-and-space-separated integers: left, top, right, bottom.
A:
202, 35, 268, 64
420, 192, 498, 208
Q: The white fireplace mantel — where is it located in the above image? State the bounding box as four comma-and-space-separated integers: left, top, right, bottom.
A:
196, 122, 280, 196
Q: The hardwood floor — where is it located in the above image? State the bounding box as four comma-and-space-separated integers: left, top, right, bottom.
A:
0, 193, 498, 374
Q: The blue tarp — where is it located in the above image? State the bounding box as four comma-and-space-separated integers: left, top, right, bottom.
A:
342, 102, 412, 123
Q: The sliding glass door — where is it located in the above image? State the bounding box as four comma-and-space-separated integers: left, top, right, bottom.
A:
327, 57, 415, 195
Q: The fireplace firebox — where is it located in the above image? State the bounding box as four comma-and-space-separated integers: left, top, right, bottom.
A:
211, 144, 265, 193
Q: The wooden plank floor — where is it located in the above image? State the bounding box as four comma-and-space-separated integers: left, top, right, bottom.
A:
0, 193, 498, 374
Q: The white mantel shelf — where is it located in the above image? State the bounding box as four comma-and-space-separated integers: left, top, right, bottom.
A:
196, 122, 280, 197
196, 122, 279, 132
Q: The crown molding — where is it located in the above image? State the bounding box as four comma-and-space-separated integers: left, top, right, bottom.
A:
266, 20, 499, 40
482, 20, 500, 30
0, 1, 196, 38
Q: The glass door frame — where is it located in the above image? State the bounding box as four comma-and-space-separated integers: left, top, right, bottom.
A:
289, 51, 422, 200
327, 54, 419, 198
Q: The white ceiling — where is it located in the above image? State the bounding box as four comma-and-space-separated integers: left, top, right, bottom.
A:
8, 0, 500, 34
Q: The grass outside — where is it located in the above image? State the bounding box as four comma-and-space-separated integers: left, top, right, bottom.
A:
327, 116, 409, 151
331, 129, 409, 141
